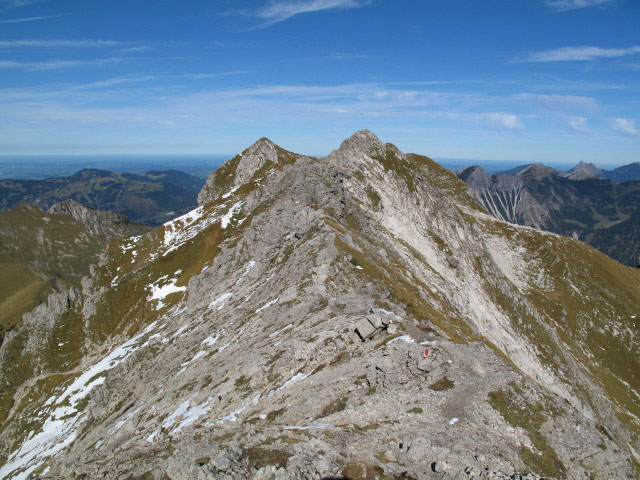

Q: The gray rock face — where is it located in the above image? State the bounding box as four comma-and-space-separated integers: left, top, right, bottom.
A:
562, 161, 604, 180
48, 198, 147, 242
0, 131, 638, 480
197, 137, 301, 206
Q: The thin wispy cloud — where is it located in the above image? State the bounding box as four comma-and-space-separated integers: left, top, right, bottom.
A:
0, 57, 123, 71
0, 39, 123, 48
568, 116, 590, 133
0, 0, 45, 11
523, 45, 640, 62
546, 0, 613, 11
0, 13, 65, 23
322, 52, 377, 61
71, 75, 158, 91
248, 0, 370, 28
609, 118, 638, 136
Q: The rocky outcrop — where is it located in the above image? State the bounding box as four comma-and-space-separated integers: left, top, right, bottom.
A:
197, 138, 303, 206
48, 199, 147, 242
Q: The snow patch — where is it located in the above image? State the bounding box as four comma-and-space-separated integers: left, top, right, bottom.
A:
388, 334, 415, 344
269, 323, 292, 338
148, 275, 186, 310
209, 292, 233, 310
201, 332, 220, 346
268, 372, 310, 398
221, 201, 243, 229
256, 296, 280, 314
176, 350, 206, 376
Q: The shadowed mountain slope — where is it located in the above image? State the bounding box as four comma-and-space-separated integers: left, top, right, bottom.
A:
0, 131, 638, 480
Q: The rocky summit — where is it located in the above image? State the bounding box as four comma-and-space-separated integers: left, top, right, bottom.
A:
0, 131, 639, 480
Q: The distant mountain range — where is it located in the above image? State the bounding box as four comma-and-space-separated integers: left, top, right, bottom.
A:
458, 162, 640, 266
0, 168, 205, 225
498, 161, 640, 182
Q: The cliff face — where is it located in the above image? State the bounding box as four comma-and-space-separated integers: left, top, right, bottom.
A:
1, 131, 638, 480
458, 165, 640, 266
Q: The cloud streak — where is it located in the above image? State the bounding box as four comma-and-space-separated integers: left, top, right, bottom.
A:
609, 118, 638, 136
568, 116, 589, 133
0, 57, 123, 71
0, 39, 124, 48
249, 0, 370, 27
546, 0, 613, 11
0, 13, 65, 23
523, 45, 640, 62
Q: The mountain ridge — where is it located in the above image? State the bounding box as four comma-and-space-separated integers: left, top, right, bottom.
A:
0, 131, 638, 479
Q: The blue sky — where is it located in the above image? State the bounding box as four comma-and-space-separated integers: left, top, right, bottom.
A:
0, 0, 639, 164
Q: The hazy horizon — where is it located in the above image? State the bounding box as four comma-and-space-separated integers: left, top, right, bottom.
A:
0, 153, 631, 181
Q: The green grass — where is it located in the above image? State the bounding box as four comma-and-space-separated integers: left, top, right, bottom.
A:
429, 376, 454, 391
320, 396, 348, 418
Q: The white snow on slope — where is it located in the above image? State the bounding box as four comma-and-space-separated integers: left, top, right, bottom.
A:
0, 321, 158, 480
388, 334, 415, 344
209, 292, 233, 310
268, 372, 310, 398
201, 332, 220, 346
176, 350, 206, 376
235, 260, 256, 285
148, 275, 186, 310
269, 323, 292, 338
161, 395, 213, 434
222, 186, 240, 199
256, 296, 280, 314
160, 200, 245, 256
221, 201, 243, 229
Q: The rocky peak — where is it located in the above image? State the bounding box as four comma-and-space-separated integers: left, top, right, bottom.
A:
3, 131, 639, 480
337, 129, 384, 153
563, 161, 603, 180
198, 137, 302, 206
457, 165, 491, 183
515, 163, 556, 180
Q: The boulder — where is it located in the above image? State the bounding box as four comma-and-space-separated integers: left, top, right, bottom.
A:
367, 314, 384, 329
355, 318, 377, 341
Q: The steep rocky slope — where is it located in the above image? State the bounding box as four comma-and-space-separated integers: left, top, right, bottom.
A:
458, 165, 640, 266
0, 168, 204, 225
0, 202, 148, 342
0, 132, 638, 480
